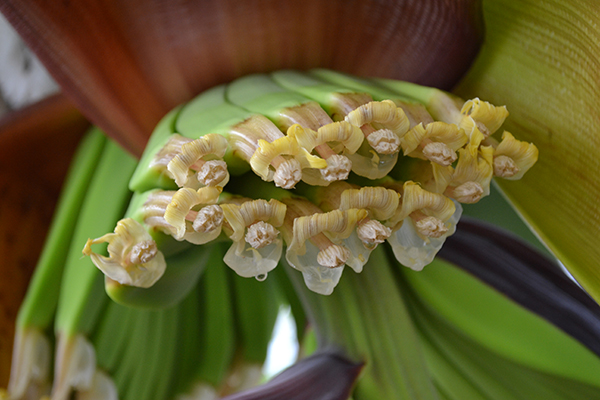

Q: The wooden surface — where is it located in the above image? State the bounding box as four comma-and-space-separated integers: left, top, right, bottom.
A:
0, 93, 88, 386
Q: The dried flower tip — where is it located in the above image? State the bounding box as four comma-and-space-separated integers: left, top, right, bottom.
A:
317, 244, 351, 268
412, 214, 448, 238
494, 155, 520, 178
192, 205, 224, 233
273, 158, 302, 189
51, 335, 96, 400
357, 219, 392, 245
320, 155, 352, 182
197, 159, 228, 186
493, 131, 539, 180
6, 329, 51, 400
245, 221, 279, 249
83, 218, 166, 288
345, 100, 410, 140
422, 142, 457, 166
366, 128, 400, 154
451, 181, 484, 204
75, 370, 118, 400
167, 133, 229, 187
460, 98, 509, 138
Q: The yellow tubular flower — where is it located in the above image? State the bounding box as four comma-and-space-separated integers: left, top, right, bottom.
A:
249, 136, 327, 188
459, 97, 509, 139
431, 129, 495, 203
82, 218, 166, 288
287, 124, 361, 185
339, 185, 400, 222
385, 181, 461, 271
163, 186, 223, 244
288, 122, 363, 155
149, 133, 193, 172
220, 199, 287, 279
400, 121, 469, 166
285, 205, 369, 294
492, 131, 539, 180
345, 100, 411, 145
167, 133, 230, 188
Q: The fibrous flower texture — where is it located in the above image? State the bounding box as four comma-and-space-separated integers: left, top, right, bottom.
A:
84, 70, 538, 295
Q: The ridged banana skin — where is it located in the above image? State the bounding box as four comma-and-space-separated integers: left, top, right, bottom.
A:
229, 271, 281, 366
189, 243, 237, 390
54, 138, 137, 337
112, 308, 153, 399
225, 73, 313, 124
169, 283, 204, 396
125, 306, 180, 400
90, 299, 136, 373
271, 70, 359, 115
50, 139, 137, 399
270, 265, 308, 346
309, 68, 415, 103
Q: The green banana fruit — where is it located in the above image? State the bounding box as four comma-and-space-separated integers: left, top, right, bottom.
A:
6, 128, 106, 400
226, 268, 281, 392
51, 138, 137, 400
175, 242, 237, 397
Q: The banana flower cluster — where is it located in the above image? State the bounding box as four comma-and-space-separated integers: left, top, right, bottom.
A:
83, 71, 538, 295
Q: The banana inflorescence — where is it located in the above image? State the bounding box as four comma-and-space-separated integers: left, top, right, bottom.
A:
3, 70, 541, 399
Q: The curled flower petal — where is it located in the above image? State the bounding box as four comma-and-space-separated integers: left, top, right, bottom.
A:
388, 181, 456, 228
459, 97, 509, 138
167, 133, 229, 188
249, 136, 326, 185
431, 129, 494, 202
220, 199, 287, 278
287, 122, 363, 155
339, 186, 400, 222
388, 200, 462, 271
286, 208, 370, 292
400, 121, 468, 165
163, 186, 222, 243
82, 218, 166, 288
493, 131, 539, 180
345, 100, 410, 141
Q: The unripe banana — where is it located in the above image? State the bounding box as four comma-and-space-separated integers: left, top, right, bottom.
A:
178, 243, 237, 394
7, 129, 106, 400
51, 138, 137, 400
105, 243, 219, 309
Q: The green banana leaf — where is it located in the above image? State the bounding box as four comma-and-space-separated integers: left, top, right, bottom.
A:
455, 0, 600, 302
